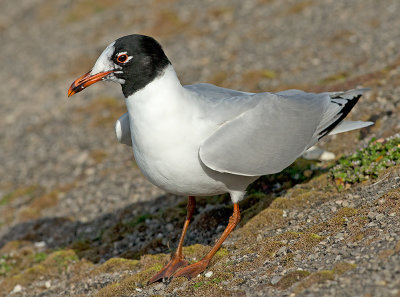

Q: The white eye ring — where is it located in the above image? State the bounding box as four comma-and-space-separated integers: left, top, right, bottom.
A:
116, 52, 132, 64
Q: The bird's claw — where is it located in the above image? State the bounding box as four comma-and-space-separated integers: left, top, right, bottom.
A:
148, 256, 189, 284
172, 259, 209, 280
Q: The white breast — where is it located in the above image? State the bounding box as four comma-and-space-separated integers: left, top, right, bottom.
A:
124, 66, 229, 196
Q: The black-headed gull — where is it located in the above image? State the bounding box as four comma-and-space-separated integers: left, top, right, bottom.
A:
68, 34, 373, 282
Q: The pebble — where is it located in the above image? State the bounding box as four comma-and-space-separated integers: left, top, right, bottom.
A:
205, 271, 213, 278
270, 276, 282, 285
34, 241, 46, 248
12, 285, 22, 293
277, 246, 288, 256
335, 233, 345, 240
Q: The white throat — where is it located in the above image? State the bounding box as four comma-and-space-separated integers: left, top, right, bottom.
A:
124, 65, 186, 116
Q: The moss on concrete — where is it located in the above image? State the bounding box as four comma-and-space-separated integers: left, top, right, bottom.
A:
275, 270, 311, 290
0, 185, 41, 206
94, 254, 168, 297
292, 233, 325, 251
293, 270, 335, 293
293, 262, 356, 294
333, 262, 357, 275
241, 208, 284, 237
92, 258, 139, 275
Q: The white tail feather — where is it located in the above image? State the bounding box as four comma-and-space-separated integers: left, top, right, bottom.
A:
328, 120, 373, 135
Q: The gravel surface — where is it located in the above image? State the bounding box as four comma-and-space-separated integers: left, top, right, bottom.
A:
0, 0, 399, 296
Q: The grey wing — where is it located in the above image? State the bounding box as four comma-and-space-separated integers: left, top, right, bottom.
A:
115, 112, 132, 146
185, 83, 262, 124
199, 89, 370, 176
184, 83, 254, 100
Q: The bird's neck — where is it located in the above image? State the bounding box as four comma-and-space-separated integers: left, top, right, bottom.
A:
124, 65, 186, 118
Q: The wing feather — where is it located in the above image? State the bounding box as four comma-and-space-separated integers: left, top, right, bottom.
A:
115, 112, 132, 146
199, 91, 328, 176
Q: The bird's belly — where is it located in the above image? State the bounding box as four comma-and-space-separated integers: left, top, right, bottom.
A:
128, 114, 228, 196
132, 143, 227, 196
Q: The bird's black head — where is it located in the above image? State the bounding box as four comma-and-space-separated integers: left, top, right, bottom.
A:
68, 34, 171, 98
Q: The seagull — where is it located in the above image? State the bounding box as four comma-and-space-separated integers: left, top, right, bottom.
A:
68, 34, 373, 283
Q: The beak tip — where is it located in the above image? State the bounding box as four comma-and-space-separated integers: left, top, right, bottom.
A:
67, 88, 75, 97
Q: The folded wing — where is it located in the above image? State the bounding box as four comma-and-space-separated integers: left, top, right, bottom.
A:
199, 89, 371, 176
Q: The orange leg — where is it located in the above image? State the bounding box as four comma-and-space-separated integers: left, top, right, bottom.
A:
173, 203, 240, 280
148, 196, 196, 284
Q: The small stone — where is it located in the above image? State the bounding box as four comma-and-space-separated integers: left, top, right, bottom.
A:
153, 283, 164, 290
205, 271, 213, 278
166, 223, 174, 232
320, 151, 335, 161
85, 167, 95, 175
136, 288, 143, 292
12, 285, 22, 293
271, 276, 282, 285
34, 241, 46, 248
335, 233, 344, 240
45, 280, 51, 288
368, 212, 378, 220
277, 246, 287, 256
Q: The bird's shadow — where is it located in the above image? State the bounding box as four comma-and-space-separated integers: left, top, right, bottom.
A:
0, 159, 328, 264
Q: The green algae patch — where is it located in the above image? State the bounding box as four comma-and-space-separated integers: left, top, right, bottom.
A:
92, 258, 139, 275
274, 270, 311, 290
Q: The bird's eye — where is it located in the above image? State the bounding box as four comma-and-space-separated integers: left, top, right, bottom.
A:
117, 53, 129, 63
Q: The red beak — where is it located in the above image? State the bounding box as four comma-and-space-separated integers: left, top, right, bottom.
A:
68, 70, 114, 97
